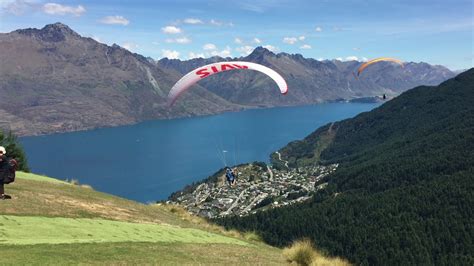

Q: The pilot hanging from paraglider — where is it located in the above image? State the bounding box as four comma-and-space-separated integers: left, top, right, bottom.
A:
220, 150, 238, 187
225, 167, 237, 187
167, 61, 288, 188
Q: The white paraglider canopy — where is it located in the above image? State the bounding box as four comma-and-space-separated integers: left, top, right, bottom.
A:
167, 61, 288, 106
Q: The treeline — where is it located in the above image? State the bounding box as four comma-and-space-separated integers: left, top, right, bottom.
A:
216, 69, 474, 265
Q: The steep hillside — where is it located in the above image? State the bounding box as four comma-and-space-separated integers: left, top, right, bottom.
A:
0, 172, 288, 265
217, 69, 474, 265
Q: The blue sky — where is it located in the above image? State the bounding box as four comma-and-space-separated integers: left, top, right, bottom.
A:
1, 0, 472, 69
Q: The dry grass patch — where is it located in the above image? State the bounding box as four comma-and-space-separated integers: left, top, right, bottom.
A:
311, 255, 352, 266
0, 242, 287, 265
283, 239, 351, 266
243, 231, 263, 242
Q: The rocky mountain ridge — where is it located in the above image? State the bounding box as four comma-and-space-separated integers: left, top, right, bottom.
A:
0, 23, 455, 136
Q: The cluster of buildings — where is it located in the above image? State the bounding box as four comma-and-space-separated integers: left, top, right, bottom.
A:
169, 163, 338, 218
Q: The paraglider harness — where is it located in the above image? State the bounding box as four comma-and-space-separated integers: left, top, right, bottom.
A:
1, 158, 18, 184
225, 167, 236, 186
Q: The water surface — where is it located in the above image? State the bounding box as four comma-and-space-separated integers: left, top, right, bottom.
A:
21, 103, 379, 202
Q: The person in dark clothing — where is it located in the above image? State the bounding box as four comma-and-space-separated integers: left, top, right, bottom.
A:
0, 146, 12, 200
225, 167, 236, 187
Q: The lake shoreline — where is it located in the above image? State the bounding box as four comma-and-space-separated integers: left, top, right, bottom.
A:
17, 99, 382, 138
21, 103, 380, 203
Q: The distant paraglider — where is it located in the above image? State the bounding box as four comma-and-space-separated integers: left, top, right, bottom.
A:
357, 57, 404, 76
167, 61, 288, 106
225, 167, 237, 186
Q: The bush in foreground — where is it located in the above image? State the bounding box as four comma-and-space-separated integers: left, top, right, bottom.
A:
243, 231, 262, 242
283, 239, 351, 266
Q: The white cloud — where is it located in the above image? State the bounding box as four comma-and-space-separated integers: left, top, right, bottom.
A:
235, 45, 254, 56
283, 37, 298, 44
209, 19, 234, 27
298, 35, 305, 41
315, 26, 323, 32
175, 37, 191, 44
220, 49, 232, 57
210, 46, 232, 57
300, 44, 311, 49
189, 52, 205, 59
334, 56, 363, 62
203, 43, 217, 50
345, 56, 359, 61
253, 37, 261, 44
161, 25, 182, 34
317, 58, 324, 61
42, 3, 85, 16
122, 42, 138, 52
162, 49, 180, 59
361, 57, 368, 62
352, 47, 361, 51
100, 15, 129, 26
166, 37, 191, 44
210, 19, 222, 26
2, 0, 36, 15
234, 37, 243, 44
262, 44, 278, 52
183, 18, 203, 24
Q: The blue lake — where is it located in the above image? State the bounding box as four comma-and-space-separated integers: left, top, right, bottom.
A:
20, 103, 379, 203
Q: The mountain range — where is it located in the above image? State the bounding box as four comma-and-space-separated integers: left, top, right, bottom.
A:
0, 23, 455, 136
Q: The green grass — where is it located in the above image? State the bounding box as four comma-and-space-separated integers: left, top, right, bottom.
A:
1, 172, 207, 227
0, 215, 248, 245
0, 172, 286, 265
15, 171, 69, 184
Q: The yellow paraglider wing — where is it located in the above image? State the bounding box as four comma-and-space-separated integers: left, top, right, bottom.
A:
357, 57, 404, 76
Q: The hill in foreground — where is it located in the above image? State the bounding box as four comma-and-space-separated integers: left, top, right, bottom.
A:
217, 69, 474, 265
0, 172, 350, 265
0, 172, 284, 265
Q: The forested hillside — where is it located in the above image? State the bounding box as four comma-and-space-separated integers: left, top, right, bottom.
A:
217, 69, 474, 265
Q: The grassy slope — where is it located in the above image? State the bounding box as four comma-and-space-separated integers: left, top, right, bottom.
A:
0, 215, 247, 245
0, 243, 279, 265
0, 172, 285, 265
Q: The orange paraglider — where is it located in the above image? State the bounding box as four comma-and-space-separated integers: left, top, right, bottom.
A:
357, 57, 404, 76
